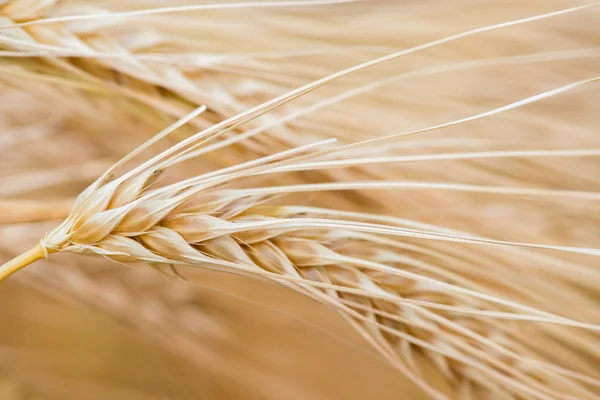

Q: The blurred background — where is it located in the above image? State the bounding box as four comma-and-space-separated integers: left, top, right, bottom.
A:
1, 0, 599, 399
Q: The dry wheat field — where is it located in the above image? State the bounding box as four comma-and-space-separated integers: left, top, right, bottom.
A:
0, 0, 599, 399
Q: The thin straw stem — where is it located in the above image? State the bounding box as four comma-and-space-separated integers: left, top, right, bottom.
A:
0, 244, 47, 282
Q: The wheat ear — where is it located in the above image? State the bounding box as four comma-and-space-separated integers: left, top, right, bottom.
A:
3, 69, 600, 398
0, 0, 359, 146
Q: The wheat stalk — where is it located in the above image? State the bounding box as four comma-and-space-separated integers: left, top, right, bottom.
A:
0, 0, 358, 148
3, 0, 598, 163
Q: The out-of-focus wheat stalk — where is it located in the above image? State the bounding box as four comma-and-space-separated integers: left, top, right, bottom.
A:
2, 1, 600, 399
0, 0, 362, 160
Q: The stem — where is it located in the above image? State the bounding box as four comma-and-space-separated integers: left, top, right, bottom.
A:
0, 244, 47, 282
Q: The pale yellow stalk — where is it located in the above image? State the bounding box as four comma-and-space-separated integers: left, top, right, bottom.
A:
0, 243, 46, 282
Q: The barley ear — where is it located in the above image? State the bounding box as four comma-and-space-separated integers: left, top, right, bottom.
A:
0, 243, 52, 281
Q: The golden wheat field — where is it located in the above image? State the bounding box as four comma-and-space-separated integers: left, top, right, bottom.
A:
1, 1, 599, 399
